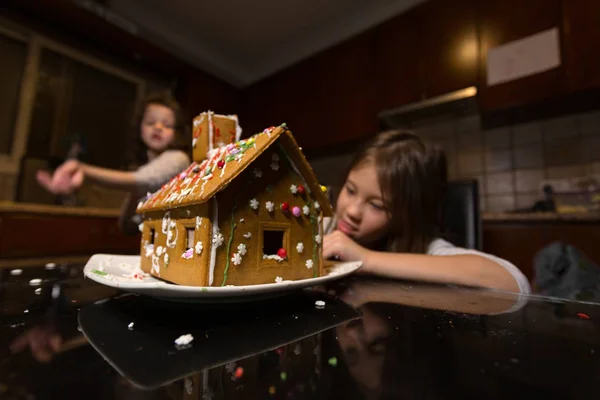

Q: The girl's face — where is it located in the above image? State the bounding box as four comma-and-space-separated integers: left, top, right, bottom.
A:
140, 103, 176, 154
335, 162, 391, 245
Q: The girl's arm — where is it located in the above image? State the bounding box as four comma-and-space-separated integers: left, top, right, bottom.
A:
324, 231, 524, 293
79, 163, 140, 192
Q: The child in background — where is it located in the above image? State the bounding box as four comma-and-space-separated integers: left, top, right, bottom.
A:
37, 93, 191, 234
323, 130, 531, 293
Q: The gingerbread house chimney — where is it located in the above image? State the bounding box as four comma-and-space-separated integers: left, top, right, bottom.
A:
191, 111, 242, 162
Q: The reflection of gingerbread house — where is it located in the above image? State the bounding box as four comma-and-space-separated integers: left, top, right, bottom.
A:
136, 117, 332, 287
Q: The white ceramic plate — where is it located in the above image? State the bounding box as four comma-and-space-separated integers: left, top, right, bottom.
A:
83, 254, 362, 302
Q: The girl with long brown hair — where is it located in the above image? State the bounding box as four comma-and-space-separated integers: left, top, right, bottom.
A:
323, 130, 530, 293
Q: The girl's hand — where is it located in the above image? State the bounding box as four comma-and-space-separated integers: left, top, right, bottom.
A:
36, 160, 84, 195
323, 230, 371, 265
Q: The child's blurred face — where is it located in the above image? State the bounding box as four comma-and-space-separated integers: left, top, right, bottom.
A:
140, 103, 176, 153
335, 162, 390, 245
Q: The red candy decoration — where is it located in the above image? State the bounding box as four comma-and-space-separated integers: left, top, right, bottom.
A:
577, 313, 591, 320
235, 366, 244, 379
297, 185, 305, 195
277, 248, 287, 259
217, 160, 225, 169
281, 202, 290, 212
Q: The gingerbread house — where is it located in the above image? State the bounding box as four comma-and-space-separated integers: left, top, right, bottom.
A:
136, 119, 332, 287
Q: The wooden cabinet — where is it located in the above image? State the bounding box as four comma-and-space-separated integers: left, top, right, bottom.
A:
241, 31, 378, 151
374, 0, 478, 112
562, 0, 600, 92
477, 0, 563, 110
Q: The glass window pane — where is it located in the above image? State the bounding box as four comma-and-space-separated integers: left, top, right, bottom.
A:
0, 33, 28, 155
28, 48, 138, 169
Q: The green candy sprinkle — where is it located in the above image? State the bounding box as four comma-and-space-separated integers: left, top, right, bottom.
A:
280, 372, 287, 381
328, 357, 338, 367
91, 269, 108, 276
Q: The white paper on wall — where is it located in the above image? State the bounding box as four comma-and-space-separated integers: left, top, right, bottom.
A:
487, 28, 561, 86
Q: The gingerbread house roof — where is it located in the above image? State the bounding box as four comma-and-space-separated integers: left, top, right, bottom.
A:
136, 125, 333, 215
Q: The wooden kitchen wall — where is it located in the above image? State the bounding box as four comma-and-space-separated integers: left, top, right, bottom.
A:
240, 0, 600, 153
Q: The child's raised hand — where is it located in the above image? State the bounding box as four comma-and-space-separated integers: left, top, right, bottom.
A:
323, 230, 370, 265
36, 160, 84, 195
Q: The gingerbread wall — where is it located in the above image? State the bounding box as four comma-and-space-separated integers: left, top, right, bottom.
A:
210, 143, 323, 287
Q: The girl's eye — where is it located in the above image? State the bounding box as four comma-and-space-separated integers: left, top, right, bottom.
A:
370, 202, 385, 211
345, 185, 356, 195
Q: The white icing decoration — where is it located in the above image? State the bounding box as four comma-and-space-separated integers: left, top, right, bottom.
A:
156, 246, 164, 256
315, 234, 322, 244
296, 242, 304, 253
213, 232, 224, 248
164, 253, 169, 265
145, 243, 154, 257
138, 222, 144, 232
275, 276, 283, 283
152, 255, 160, 274
137, 201, 143, 209
192, 137, 197, 148
314, 201, 320, 210
270, 161, 279, 171
161, 212, 171, 234
243, 232, 252, 239
220, 163, 227, 177
195, 241, 203, 255
196, 216, 202, 228
250, 198, 259, 209
303, 205, 310, 216
306, 259, 314, 269
253, 168, 262, 178
225, 362, 236, 373
231, 253, 242, 265
208, 198, 219, 286
237, 243, 247, 256
263, 254, 284, 262
185, 377, 193, 395
290, 184, 298, 194
239, 218, 244, 223
208, 111, 214, 151
272, 153, 280, 162
265, 201, 275, 212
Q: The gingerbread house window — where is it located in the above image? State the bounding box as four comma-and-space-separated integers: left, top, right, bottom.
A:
150, 228, 156, 244
186, 228, 194, 251
260, 222, 290, 263
263, 230, 284, 255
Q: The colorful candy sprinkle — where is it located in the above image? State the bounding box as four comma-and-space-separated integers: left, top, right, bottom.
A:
235, 366, 244, 379
292, 206, 301, 217
280, 372, 287, 381
269, 386, 276, 395
277, 248, 287, 259
578, 313, 591, 319
281, 202, 290, 212
328, 357, 338, 367
217, 160, 225, 169
297, 185, 305, 195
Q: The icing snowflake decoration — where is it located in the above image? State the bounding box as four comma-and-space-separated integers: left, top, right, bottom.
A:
243, 232, 252, 239
296, 242, 304, 253
272, 153, 280, 162
275, 276, 283, 283
290, 184, 298, 194
303, 205, 310, 216
306, 259, 314, 269
265, 201, 275, 212
145, 244, 154, 257
253, 168, 262, 178
270, 161, 279, 171
213, 232, 224, 247
237, 243, 247, 256
314, 234, 322, 244
250, 198, 259, 210
231, 253, 242, 266
195, 241, 203, 255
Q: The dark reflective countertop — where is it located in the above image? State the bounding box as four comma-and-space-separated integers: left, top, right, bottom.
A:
1, 263, 600, 399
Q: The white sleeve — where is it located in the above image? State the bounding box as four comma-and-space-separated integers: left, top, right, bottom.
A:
428, 238, 532, 295
134, 150, 190, 193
